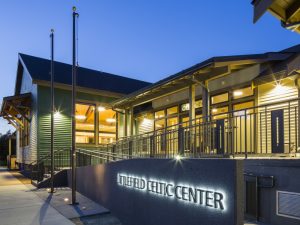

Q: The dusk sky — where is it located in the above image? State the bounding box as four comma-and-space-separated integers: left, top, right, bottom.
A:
0, 0, 299, 134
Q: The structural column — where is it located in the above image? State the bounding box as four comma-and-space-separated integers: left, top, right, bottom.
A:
189, 84, 196, 156
130, 106, 134, 136
202, 82, 210, 122
95, 105, 99, 145
202, 82, 210, 153
124, 109, 128, 137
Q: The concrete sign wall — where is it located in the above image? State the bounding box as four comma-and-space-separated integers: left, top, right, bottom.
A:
69, 159, 244, 225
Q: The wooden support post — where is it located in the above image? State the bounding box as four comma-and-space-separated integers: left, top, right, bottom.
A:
130, 106, 134, 136
189, 84, 196, 156
124, 109, 128, 137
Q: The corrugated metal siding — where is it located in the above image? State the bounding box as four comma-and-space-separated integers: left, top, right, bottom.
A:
257, 77, 298, 153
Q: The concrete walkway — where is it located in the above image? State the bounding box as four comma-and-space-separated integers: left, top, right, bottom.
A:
0, 167, 73, 225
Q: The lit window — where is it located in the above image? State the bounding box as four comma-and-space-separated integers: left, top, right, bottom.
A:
137, 113, 154, 135
167, 106, 178, 115
181, 100, 202, 112
233, 101, 254, 116
233, 87, 253, 99
99, 109, 116, 144
155, 119, 165, 130
167, 117, 178, 129
76, 103, 95, 144
211, 106, 228, 120
155, 110, 165, 119
211, 93, 228, 104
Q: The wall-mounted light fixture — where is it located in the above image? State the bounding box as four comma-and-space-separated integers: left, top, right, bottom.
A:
233, 90, 243, 97
98, 106, 106, 112
75, 115, 86, 120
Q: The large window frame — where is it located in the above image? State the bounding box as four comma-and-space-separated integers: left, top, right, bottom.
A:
75, 102, 96, 144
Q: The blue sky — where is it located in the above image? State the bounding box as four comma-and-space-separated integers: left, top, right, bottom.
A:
0, 0, 299, 134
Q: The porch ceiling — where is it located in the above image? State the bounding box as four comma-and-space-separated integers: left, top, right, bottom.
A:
0, 93, 31, 130
252, 0, 300, 33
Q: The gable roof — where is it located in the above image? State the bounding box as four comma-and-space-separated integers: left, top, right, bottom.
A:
16, 53, 151, 95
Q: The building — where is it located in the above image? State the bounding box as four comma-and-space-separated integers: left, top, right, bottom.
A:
252, 0, 300, 33
112, 44, 300, 158
2, 45, 300, 224
0, 53, 151, 168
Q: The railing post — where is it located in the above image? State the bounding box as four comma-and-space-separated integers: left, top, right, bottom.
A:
112, 144, 116, 161
178, 126, 184, 156
129, 139, 133, 159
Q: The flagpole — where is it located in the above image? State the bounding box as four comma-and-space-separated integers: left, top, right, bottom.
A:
50, 29, 55, 193
71, 6, 79, 205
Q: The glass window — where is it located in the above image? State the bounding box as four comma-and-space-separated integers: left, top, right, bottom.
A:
233, 101, 254, 116
233, 87, 253, 99
167, 117, 178, 129
155, 110, 165, 119
167, 106, 178, 115
211, 106, 228, 120
181, 100, 202, 112
76, 103, 95, 144
99, 108, 116, 144
155, 119, 165, 130
211, 93, 228, 105
137, 113, 154, 135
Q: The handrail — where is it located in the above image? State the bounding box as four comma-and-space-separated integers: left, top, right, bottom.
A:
115, 97, 300, 142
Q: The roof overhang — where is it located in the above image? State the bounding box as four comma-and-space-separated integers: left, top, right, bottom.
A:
113, 52, 291, 109
0, 93, 31, 130
252, 0, 300, 33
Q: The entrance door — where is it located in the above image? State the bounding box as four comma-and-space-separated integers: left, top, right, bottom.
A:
215, 119, 225, 154
271, 109, 284, 153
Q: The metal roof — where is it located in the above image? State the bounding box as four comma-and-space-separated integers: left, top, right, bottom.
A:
16, 53, 152, 95
113, 48, 295, 108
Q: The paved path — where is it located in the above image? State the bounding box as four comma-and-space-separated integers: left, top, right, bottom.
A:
0, 167, 74, 225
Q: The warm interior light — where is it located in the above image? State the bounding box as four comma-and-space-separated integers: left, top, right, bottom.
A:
233, 90, 243, 97
75, 115, 86, 120
106, 118, 116, 123
212, 108, 218, 113
98, 106, 106, 112
64, 198, 69, 202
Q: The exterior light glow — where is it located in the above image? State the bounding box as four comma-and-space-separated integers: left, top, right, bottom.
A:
274, 83, 285, 94
233, 91, 243, 97
64, 198, 69, 202
75, 115, 86, 120
54, 111, 61, 118
212, 108, 218, 113
106, 118, 116, 123
175, 155, 182, 161
98, 106, 106, 112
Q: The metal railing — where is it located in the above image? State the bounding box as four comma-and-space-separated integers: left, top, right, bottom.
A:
110, 98, 300, 158
26, 98, 300, 186
28, 149, 70, 184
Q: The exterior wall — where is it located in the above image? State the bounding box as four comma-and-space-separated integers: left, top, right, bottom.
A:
257, 77, 299, 153
17, 69, 38, 164
37, 85, 118, 159
69, 159, 244, 225
245, 159, 300, 225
